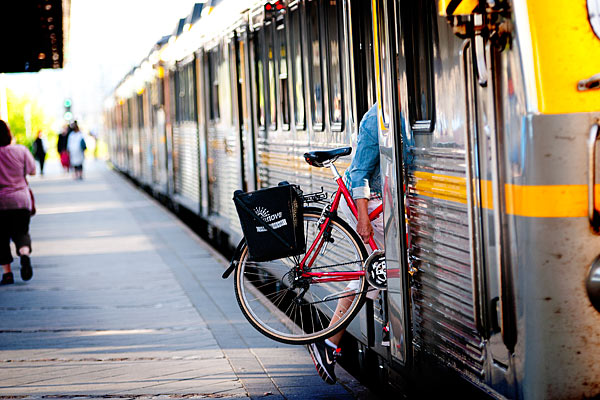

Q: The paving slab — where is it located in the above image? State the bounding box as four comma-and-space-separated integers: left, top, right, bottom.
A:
0, 160, 378, 400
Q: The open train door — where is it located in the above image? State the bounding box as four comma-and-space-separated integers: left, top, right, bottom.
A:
373, 0, 514, 394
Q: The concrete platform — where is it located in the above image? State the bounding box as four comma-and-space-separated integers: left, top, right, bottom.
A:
0, 160, 378, 400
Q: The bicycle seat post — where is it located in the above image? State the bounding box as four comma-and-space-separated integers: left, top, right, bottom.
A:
324, 160, 341, 180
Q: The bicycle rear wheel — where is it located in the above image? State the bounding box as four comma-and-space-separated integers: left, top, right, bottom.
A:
234, 208, 369, 344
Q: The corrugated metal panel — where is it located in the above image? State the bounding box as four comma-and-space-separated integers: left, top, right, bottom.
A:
173, 122, 200, 208
408, 148, 485, 379
208, 127, 242, 237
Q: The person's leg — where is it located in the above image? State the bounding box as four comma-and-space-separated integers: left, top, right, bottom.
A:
11, 210, 32, 281
39, 156, 45, 175
0, 211, 15, 284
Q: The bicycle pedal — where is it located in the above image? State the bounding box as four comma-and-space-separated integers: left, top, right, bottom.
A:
365, 250, 387, 290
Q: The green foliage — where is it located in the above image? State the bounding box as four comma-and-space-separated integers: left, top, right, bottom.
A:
5, 89, 54, 151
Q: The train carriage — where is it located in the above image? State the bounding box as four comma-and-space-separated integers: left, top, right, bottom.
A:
105, 0, 600, 398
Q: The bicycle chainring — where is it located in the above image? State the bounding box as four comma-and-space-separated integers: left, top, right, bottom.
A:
365, 249, 387, 290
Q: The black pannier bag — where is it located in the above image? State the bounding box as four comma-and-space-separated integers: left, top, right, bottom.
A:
233, 184, 305, 262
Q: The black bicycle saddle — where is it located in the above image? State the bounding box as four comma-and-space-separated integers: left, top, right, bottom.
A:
303, 147, 352, 168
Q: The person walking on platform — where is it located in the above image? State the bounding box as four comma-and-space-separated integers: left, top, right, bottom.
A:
57, 126, 70, 172
0, 120, 35, 284
67, 121, 86, 180
32, 130, 47, 176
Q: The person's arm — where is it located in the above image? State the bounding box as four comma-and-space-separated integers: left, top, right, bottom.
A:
349, 105, 379, 243
25, 149, 36, 176
355, 198, 373, 244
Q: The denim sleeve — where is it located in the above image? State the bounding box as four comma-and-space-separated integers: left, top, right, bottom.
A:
349, 105, 379, 199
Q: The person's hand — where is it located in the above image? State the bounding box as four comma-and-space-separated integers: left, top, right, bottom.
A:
357, 216, 374, 244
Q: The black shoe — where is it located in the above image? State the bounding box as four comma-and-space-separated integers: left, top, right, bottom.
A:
307, 341, 338, 384
1, 272, 14, 285
20, 255, 32, 281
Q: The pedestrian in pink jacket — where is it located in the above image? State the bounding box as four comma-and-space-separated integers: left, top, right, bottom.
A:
0, 120, 35, 284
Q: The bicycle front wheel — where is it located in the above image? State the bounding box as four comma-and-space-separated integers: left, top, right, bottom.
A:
234, 208, 369, 344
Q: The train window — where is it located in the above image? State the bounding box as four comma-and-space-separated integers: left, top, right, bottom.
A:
375, 2, 390, 127
187, 62, 196, 122
400, 0, 435, 132
276, 23, 290, 130
351, 0, 376, 119
237, 39, 249, 129
289, 6, 305, 129
325, 0, 343, 130
208, 49, 220, 121
168, 73, 176, 123
137, 94, 144, 128
306, 0, 323, 130
255, 29, 266, 128
218, 42, 232, 126
266, 23, 277, 129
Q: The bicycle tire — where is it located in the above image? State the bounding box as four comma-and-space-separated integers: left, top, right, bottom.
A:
234, 207, 369, 344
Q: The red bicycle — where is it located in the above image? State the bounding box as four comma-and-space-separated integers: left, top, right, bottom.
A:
230, 147, 386, 344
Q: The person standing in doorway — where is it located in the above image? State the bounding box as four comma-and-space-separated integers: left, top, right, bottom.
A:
307, 103, 385, 384
67, 121, 86, 180
32, 130, 47, 176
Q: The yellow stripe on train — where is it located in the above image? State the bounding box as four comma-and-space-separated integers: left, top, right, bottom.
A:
412, 171, 600, 218
438, 0, 478, 16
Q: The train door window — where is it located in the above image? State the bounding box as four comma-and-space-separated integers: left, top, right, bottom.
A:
237, 38, 249, 130
400, 0, 435, 132
254, 29, 266, 129
289, 6, 305, 129
137, 94, 144, 128
218, 42, 232, 126
276, 22, 290, 130
208, 48, 220, 121
186, 62, 196, 122
375, 0, 390, 127
325, 0, 343, 130
306, 0, 324, 130
168, 72, 176, 123
177, 64, 189, 122
352, 0, 375, 119
265, 22, 277, 129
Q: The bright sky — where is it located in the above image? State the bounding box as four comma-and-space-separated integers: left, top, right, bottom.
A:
1, 0, 199, 133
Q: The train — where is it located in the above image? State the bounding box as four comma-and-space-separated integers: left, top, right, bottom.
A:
104, 0, 600, 398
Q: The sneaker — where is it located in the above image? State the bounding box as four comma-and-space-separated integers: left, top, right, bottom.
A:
1, 272, 14, 285
307, 341, 339, 384
20, 255, 32, 281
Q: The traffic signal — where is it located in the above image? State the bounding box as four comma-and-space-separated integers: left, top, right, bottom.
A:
64, 98, 72, 121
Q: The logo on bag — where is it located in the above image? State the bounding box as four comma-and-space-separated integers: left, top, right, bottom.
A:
254, 207, 287, 232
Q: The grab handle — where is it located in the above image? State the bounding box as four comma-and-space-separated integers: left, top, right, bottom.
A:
588, 124, 600, 233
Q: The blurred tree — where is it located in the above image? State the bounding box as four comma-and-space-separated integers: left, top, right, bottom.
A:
6, 89, 55, 152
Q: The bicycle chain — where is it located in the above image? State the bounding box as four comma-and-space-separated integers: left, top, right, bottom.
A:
303, 259, 364, 271
303, 286, 379, 305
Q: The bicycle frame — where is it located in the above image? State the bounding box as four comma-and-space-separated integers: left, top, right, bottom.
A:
299, 161, 382, 284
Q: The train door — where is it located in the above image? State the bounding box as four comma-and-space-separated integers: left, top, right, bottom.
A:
287, 2, 310, 192
235, 28, 256, 193
375, 0, 501, 387
172, 57, 201, 213
151, 73, 168, 195
441, 3, 520, 396
204, 37, 244, 239
250, 6, 297, 191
